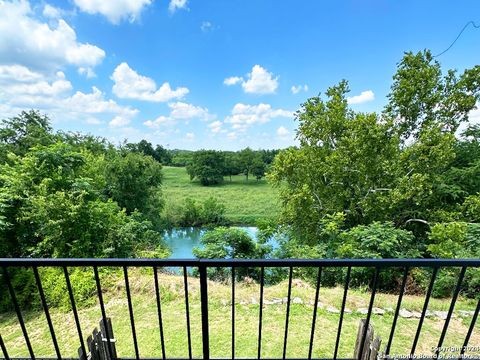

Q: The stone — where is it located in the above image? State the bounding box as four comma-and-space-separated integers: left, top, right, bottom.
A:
264, 299, 275, 305
282, 297, 288, 304
399, 309, 412, 318
316, 302, 325, 308
221, 299, 228, 306
384, 307, 394, 313
357, 308, 369, 315
292, 297, 303, 304
271, 298, 283, 304
434, 311, 448, 320
344, 307, 352, 314
411, 311, 422, 318
326, 306, 340, 314
425, 310, 434, 318
251, 297, 258, 305
372, 307, 385, 315
240, 300, 248, 305
458, 310, 475, 317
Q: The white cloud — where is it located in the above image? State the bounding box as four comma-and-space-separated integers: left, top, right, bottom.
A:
226, 65, 279, 94
291, 84, 308, 94
168, 102, 213, 121
112, 62, 189, 102
225, 103, 293, 131
42, 4, 67, 19
224, 76, 243, 86
277, 126, 290, 138
85, 117, 103, 125
347, 90, 375, 105
0, 1, 105, 72
169, 0, 188, 13
73, 0, 152, 24
78, 67, 96, 78
143, 116, 174, 129
0, 65, 138, 126
201, 21, 212, 32
208, 120, 223, 134
109, 116, 131, 127
185, 132, 195, 140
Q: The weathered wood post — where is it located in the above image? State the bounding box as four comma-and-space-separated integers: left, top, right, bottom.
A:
78, 318, 116, 360
354, 319, 382, 360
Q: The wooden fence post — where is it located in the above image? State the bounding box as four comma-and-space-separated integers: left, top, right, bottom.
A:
354, 319, 382, 360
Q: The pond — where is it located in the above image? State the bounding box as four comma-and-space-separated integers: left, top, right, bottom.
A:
163, 226, 275, 258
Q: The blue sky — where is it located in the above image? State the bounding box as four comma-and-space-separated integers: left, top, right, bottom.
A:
0, 0, 479, 150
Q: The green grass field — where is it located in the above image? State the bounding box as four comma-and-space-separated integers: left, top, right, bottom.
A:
2, 270, 479, 359
162, 166, 280, 225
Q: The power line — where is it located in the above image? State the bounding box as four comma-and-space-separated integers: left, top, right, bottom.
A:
434, 20, 480, 57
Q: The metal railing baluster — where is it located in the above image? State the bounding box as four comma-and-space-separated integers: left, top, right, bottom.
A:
258, 266, 265, 360
231, 267, 235, 360
385, 266, 409, 355
63, 266, 86, 358
0, 333, 10, 360
282, 267, 293, 360
2, 266, 35, 360
183, 266, 192, 360
308, 267, 322, 360
199, 264, 210, 360
333, 266, 351, 360
411, 266, 438, 356
153, 267, 166, 360
357, 267, 380, 360
123, 266, 139, 360
93, 266, 114, 360
33, 267, 61, 360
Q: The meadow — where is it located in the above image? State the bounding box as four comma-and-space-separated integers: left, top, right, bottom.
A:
2, 270, 479, 359
161, 166, 281, 225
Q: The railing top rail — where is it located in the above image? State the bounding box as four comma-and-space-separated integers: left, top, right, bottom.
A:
1, 258, 480, 267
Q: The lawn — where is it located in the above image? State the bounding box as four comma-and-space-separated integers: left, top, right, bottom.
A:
2, 270, 479, 359
161, 166, 281, 225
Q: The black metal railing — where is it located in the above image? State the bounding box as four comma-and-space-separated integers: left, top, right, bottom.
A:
1, 258, 480, 360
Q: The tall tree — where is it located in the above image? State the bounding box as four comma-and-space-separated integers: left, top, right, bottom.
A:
187, 150, 225, 185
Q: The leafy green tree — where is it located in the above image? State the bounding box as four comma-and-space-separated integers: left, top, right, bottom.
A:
223, 151, 241, 181
239, 147, 255, 181
0, 110, 54, 161
251, 154, 266, 180
187, 150, 225, 185
155, 144, 172, 165
104, 151, 164, 222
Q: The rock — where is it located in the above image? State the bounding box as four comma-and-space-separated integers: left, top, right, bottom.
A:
264, 299, 275, 305
240, 300, 248, 305
271, 298, 283, 304
399, 309, 412, 318
326, 306, 340, 314
292, 297, 303, 304
282, 297, 288, 304
425, 310, 434, 318
411, 311, 422, 318
434, 311, 448, 320
344, 307, 352, 314
251, 297, 258, 305
357, 308, 369, 315
458, 310, 475, 317
384, 307, 394, 313
316, 302, 325, 308
372, 307, 385, 315
221, 299, 228, 306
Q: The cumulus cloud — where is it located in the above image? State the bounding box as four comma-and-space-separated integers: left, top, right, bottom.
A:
0, 1, 105, 73
225, 103, 293, 131
226, 65, 279, 94
291, 84, 308, 94
169, 0, 188, 13
208, 120, 224, 134
277, 126, 290, 138
347, 90, 375, 105
73, 0, 152, 24
168, 102, 213, 121
112, 62, 189, 102
42, 4, 68, 19
0, 65, 137, 126
109, 116, 131, 127
185, 132, 195, 140
224, 76, 243, 86
143, 116, 174, 129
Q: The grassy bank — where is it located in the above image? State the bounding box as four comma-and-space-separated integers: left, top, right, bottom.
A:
162, 166, 280, 225
2, 270, 479, 359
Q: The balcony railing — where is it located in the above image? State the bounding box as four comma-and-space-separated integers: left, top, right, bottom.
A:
1, 258, 480, 360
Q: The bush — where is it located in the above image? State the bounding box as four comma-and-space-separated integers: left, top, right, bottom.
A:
179, 197, 227, 227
